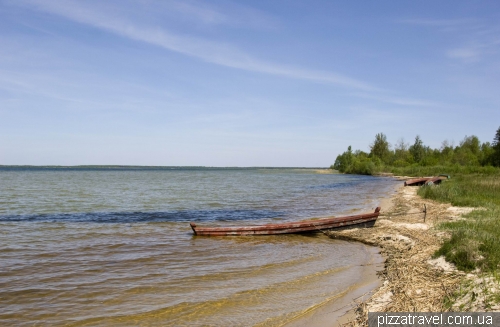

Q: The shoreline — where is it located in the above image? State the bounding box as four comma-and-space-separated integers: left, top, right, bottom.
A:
282, 245, 384, 327
332, 182, 463, 323
284, 177, 480, 326
281, 182, 400, 327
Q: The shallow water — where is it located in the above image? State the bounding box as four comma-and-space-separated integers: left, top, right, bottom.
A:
0, 168, 398, 326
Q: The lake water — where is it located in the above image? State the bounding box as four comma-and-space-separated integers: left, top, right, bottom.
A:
0, 168, 398, 326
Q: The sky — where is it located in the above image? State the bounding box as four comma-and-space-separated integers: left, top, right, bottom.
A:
1, 0, 500, 167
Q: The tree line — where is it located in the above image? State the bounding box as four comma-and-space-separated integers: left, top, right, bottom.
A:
332, 126, 500, 175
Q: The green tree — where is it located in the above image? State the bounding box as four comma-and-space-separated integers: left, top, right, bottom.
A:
421, 147, 440, 166
480, 142, 494, 166
393, 138, 412, 167
370, 133, 391, 164
492, 126, 500, 167
452, 148, 480, 166
333, 145, 353, 172
440, 140, 454, 164
453, 135, 481, 166
459, 135, 481, 156
409, 135, 425, 163
332, 146, 380, 175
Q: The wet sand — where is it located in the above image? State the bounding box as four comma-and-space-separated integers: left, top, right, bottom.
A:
282, 246, 383, 327
282, 183, 400, 327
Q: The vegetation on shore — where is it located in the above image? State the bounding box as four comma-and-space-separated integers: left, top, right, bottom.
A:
331, 127, 500, 175
421, 174, 500, 273
331, 127, 500, 274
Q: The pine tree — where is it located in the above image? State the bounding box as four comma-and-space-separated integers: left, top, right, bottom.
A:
492, 126, 500, 167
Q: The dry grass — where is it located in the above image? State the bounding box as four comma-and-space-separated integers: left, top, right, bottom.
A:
477, 179, 500, 187
327, 186, 465, 326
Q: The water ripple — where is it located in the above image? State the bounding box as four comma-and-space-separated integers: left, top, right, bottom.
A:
0, 209, 286, 223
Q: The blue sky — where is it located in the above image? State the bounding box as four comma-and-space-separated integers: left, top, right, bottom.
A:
1, 0, 499, 166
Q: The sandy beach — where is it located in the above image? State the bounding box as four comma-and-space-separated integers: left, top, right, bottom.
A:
284, 177, 499, 326
282, 184, 398, 327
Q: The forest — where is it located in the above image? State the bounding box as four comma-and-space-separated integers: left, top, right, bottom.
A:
332, 127, 500, 176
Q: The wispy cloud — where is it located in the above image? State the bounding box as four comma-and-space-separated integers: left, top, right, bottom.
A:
11, 0, 377, 91
166, 0, 231, 26
0, 68, 177, 114
446, 37, 500, 62
163, 0, 279, 29
446, 47, 480, 61
398, 17, 500, 63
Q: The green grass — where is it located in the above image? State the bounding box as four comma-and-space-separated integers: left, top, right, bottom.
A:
389, 165, 499, 178
415, 174, 500, 272
417, 174, 500, 207
334, 163, 500, 272
337, 163, 499, 177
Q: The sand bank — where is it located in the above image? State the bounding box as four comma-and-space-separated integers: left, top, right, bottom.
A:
283, 177, 496, 326
333, 180, 500, 326
331, 183, 467, 325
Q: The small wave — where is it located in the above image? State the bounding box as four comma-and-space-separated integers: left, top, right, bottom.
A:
0, 209, 285, 223
308, 175, 380, 190
309, 181, 359, 190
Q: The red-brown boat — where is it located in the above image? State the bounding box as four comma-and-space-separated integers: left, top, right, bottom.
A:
404, 175, 450, 186
404, 177, 432, 186
190, 207, 381, 236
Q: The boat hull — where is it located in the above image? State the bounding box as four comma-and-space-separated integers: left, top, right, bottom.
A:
404, 175, 448, 186
190, 207, 381, 236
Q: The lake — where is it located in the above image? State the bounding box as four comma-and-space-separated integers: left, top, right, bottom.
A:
0, 167, 398, 326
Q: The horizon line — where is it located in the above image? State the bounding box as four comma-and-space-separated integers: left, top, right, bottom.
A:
0, 165, 330, 169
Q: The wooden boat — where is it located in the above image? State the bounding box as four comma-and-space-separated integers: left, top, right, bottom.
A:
404, 177, 432, 186
404, 175, 450, 186
190, 207, 381, 236
424, 176, 444, 186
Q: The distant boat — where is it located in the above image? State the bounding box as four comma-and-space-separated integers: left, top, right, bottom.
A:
190, 207, 381, 236
404, 174, 450, 187
404, 177, 433, 186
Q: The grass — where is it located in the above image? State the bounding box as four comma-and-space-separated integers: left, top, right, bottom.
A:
336, 163, 500, 272
415, 173, 500, 272
418, 174, 500, 207
390, 164, 499, 178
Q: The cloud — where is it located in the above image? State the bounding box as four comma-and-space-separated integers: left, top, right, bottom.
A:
447, 47, 480, 60
446, 37, 500, 62
399, 17, 500, 63
166, 0, 231, 26
163, 0, 279, 29
12, 0, 377, 91
0, 67, 179, 114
